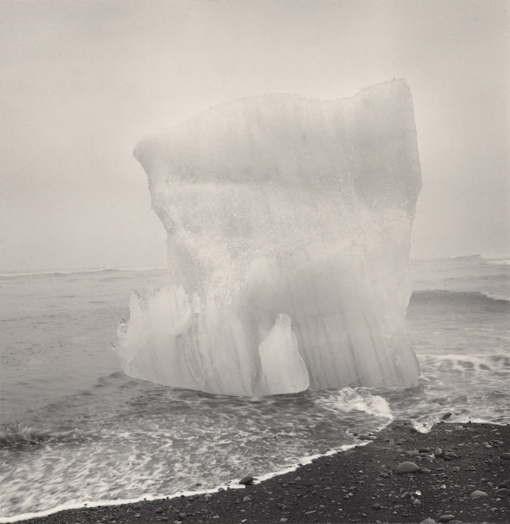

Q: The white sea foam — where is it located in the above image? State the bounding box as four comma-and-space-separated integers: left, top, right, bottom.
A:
316, 387, 394, 420
0, 442, 365, 524
431, 353, 510, 375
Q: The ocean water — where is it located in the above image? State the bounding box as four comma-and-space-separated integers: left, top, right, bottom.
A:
0, 255, 508, 520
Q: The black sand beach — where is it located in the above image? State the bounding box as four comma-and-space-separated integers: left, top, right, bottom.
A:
21, 420, 510, 524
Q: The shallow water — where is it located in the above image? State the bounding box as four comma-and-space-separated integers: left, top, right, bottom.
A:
0, 256, 508, 519
1, 380, 390, 520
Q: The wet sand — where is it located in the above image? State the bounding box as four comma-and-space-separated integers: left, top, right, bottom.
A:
21, 420, 510, 524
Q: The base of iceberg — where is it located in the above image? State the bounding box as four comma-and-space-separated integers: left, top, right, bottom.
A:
116, 79, 422, 396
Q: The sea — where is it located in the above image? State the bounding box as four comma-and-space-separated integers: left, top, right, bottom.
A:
0, 255, 509, 521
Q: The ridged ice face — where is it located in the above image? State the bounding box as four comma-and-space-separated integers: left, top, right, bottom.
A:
116, 79, 422, 396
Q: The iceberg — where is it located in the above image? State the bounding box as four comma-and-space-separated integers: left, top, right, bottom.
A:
116, 79, 422, 396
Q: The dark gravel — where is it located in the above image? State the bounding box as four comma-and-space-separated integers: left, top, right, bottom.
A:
21, 420, 510, 524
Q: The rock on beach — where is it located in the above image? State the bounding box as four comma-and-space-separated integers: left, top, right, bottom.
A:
396, 461, 421, 474
470, 489, 488, 499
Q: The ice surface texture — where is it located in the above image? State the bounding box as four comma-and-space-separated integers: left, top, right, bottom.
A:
116, 79, 422, 396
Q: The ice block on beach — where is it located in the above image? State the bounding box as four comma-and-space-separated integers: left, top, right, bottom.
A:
116, 78, 422, 396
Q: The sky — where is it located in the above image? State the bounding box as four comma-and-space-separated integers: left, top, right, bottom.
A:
0, 0, 508, 271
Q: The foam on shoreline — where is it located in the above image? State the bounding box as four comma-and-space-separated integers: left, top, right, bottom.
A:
0, 435, 377, 523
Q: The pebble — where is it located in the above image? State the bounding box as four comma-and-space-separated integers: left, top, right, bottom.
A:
470, 490, 488, 499
439, 515, 455, 522
496, 487, 510, 496
420, 518, 436, 524
239, 476, 254, 486
396, 461, 421, 474
501, 452, 510, 460
434, 448, 444, 457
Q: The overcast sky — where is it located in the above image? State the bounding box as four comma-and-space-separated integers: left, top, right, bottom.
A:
1, 0, 508, 271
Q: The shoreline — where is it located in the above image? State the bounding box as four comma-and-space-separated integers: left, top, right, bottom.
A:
8, 420, 510, 524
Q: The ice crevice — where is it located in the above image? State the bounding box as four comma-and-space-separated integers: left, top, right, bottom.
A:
115, 78, 422, 396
